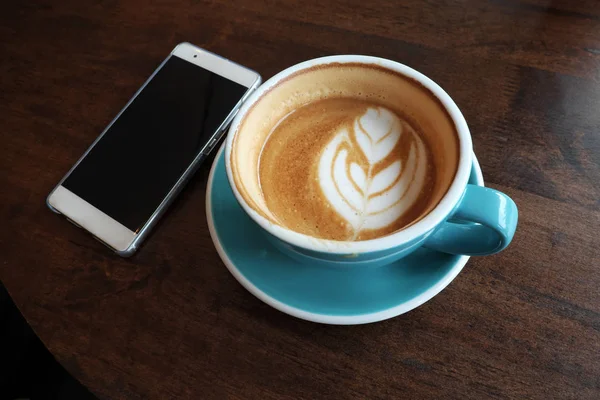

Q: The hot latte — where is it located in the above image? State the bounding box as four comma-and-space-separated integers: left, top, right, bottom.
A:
230, 62, 459, 241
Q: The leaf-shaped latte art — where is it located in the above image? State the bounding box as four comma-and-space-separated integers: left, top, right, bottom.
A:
317, 106, 428, 239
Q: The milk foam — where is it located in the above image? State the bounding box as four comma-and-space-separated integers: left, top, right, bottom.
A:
318, 107, 428, 239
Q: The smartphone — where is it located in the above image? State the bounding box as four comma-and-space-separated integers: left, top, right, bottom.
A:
47, 42, 261, 256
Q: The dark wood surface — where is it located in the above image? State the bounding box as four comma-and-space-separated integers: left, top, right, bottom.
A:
1, 1, 599, 398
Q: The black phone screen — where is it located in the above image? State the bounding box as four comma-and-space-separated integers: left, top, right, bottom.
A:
62, 55, 248, 232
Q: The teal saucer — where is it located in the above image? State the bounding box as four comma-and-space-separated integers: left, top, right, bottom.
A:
206, 145, 484, 325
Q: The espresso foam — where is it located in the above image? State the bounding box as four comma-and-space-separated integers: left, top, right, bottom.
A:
230, 62, 459, 241
259, 99, 434, 240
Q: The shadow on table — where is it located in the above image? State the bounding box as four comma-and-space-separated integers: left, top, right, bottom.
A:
0, 282, 97, 400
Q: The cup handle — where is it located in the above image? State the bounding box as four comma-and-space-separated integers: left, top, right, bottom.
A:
423, 185, 518, 256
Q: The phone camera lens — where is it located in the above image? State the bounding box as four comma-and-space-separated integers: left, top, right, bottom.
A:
193, 55, 197, 58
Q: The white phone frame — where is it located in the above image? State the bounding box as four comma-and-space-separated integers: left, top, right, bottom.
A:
47, 42, 262, 256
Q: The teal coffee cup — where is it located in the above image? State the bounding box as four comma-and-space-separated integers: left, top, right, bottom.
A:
225, 55, 518, 268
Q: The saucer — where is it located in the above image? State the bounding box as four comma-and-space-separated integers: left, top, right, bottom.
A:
206, 145, 484, 325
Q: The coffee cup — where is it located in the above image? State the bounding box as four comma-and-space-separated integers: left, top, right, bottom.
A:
224, 55, 518, 268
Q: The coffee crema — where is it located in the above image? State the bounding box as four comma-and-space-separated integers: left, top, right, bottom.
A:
230, 62, 459, 241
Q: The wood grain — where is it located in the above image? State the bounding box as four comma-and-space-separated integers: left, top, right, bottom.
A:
1, 0, 599, 399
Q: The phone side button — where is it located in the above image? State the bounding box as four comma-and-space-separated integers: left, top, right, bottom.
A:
203, 138, 218, 155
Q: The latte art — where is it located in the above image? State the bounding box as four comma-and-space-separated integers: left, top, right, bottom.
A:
258, 98, 435, 241
318, 107, 428, 239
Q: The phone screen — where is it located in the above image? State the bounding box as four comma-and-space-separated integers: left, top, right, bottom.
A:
62, 55, 248, 232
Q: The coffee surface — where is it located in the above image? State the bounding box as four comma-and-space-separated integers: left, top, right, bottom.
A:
230, 62, 459, 242
259, 98, 435, 240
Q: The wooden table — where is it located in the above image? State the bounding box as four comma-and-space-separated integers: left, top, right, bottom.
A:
1, 1, 599, 398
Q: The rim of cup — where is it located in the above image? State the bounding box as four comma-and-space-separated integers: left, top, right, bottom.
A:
225, 55, 472, 254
